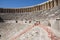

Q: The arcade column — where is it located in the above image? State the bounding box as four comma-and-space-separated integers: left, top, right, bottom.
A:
58, 0, 60, 6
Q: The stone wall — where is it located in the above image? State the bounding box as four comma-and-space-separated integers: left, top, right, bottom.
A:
0, 0, 60, 40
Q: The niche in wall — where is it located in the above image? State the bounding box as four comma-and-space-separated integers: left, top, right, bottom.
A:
16, 21, 18, 23
0, 35, 1, 38
0, 17, 4, 22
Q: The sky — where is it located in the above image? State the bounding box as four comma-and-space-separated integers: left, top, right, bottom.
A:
0, 0, 48, 8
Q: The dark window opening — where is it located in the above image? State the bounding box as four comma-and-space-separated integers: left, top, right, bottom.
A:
29, 21, 31, 23
0, 17, 4, 22
0, 35, 1, 37
25, 21, 27, 23
48, 23, 51, 27
0, 8, 3, 13
16, 21, 18, 23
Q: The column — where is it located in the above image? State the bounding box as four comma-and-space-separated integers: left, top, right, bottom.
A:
5, 9, 7, 13
18, 9, 19, 13
39, 5, 40, 11
54, 0, 58, 7
46, 3, 48, 10
58, 0, 60, 6
27, 8, 28, 12
50, 1, 53, 8
40, 5, 42, 10
16, 9, 18, 13
23, 9, 24, 13
44, 3, 46, 10
34, 7, 36, 11
41, 5, 43, 10
48, 2, 50, 9
20, 9, 22, 13
19, 9, 21, 13
21, 9, 23, 13
0, 8, 3, 13
56, 0, 58, 6
49, 1, 51, 9
43, 4, 45, 10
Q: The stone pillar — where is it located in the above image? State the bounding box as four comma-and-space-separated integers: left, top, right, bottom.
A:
4, 9, 5, 13
44, 4, 45, 10
35, 7, 37, 11
53, 0, 58, 7
0, 8, 3, 13
19, 9, 20, 13
27, 8, 28, 12
48, 1, 51, 9
29, 8, 31, 12
22, 9, 23, 13
20, 9, 22, 13
15, 9, 16, 13
37, 6, 39, 11
24, 9, 25, 12
46, 3, 48, 10
37, 6, 40, 11
39, 6, 41, 11
47, 2, 50, 9
31, 7, 33, 11
6, 9, 7, 13
57, 0, 60, 6
40, 5, 42, 10
28, 8, 29, 12
28, 8, 30, 12
42, 5, 44, 10
18, 9, 19, 13
45, 3, 47, 10
33, 7, 34, 11
6, 9, 8, 13
16, 9, 17, 13
50, 1, 53, 8
17, 9, 18, 13
50, 0, 58, 6
24, 8, 25, 12
13, 9, 14, 13
42, 4, 44, 10
8, 9, 9, 13
26, 8, 28, 12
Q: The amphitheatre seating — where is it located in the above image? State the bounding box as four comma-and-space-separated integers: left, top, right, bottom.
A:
0, 23, 32, 40
0, 6, 60, 21
0, 4, 60, 40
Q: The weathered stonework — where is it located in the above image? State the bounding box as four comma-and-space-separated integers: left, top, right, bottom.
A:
0, 0, 60, 40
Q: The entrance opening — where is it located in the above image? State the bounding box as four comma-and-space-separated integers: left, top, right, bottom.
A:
16, 21, 18, 23
0, 35, 1, 37
0, 17, 4, 22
